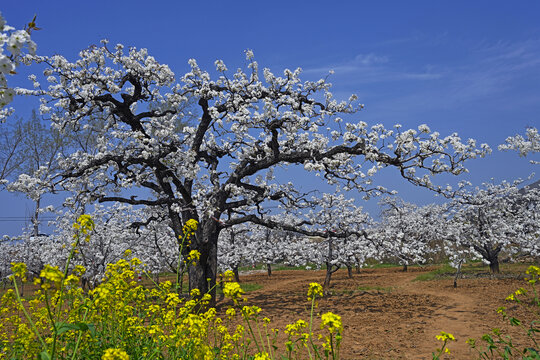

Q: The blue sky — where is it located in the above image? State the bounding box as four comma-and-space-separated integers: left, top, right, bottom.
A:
1, 1, 539, 236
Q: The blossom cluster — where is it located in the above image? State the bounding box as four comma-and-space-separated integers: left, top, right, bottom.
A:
0, 12, 36, 118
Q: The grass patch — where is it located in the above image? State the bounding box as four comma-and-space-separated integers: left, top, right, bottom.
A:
239, 282, 262, 292
367, 263, 399, 269
414, 264, 456, 281
273, 263, 322, 271
238, 263, 323, 272
411, 261, 531, 281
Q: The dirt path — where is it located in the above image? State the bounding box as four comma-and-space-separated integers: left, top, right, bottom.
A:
229, 266, 533, 359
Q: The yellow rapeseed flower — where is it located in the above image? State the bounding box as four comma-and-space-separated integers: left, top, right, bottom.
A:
226, 307, 236, 319
241, 305, 261, 320
10, 262, 27, 282
223, 282, 244, 304
182, 219, 199, 238
74, 214, 95, 242
73, 265, 86, 276
307, 282, 323, 301
320, 312, 342, 334
253, 352, 271, 360
102, 348, 129, 360
435, 331, 456, 342
222, 270, 235, 282
185, 219, 198, 231
40, 264, 63, 285
187, 250, 201, 262
285, 319, 308, 336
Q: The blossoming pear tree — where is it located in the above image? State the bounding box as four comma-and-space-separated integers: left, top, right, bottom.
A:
250, 226, 304, 277
446, 178, 540, 273
218, 216, 309, 280
375, 197, 446, 271
304, 193, 373, 289
499, 127, 539, 164
0, 12, 38, 119
217, 224, 251, 282
14, 41, 490, 302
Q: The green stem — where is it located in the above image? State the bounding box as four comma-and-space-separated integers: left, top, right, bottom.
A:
70, 305, 90, 360
55, 236, 80, 319
176, 232, 188, 293
242, 312, 261, 352
308, 296, 322, 359
330, 334, 335, 360
43, 289, 58, 358
48, 235, 81, 359
254, 318, 267, 354
12, 277, 47, 351
264, 325, 274, 359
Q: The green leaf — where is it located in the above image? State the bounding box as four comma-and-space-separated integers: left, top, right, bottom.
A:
524, 347, 540, 358
55, 321, 96, 337
38, 351, 51, 360
509, 317, 521, 326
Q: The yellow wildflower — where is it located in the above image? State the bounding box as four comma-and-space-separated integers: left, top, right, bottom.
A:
185, 219, 198, 231
253, 352, 271, 360
285, 319, 308, 336
241, 305, 261, 320
435, 331, 456, 342
320, 312, 342, 333
10, 262, 27, 282
182, 219, 199, 238
74, 214, 94, 242
187, 250, 201, 262
223, 282, 244, 303
226, 307, 236, 319
102, 348, 129, 360
222, 270, 235, 282
40, 264, 63, 285
73, 265, 86, 276
307, 282, 323, 301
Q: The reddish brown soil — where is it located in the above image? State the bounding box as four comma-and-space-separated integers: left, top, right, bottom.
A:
219, 266, 537, 359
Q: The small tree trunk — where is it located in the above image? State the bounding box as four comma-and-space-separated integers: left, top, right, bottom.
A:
266, 263, 272, 277
233, 265, 240, 283
218, 274, 225, 302
323, 262, 333, 290
32, 197, 41, 237
323, 263, 340, 291
489, 259, 500, 274
346, 264, 353, 278
323, 237, 335, 290
453, 261, 463, 288
402, 264, 408, 272
356, 261, 361, 274
484, 244, 501, 274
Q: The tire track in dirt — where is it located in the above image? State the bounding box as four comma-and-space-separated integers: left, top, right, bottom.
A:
235, 268, 526, 359
396, 274, 485, 358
